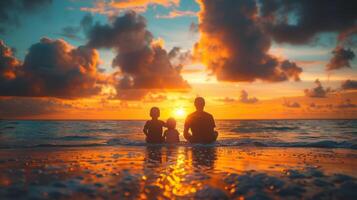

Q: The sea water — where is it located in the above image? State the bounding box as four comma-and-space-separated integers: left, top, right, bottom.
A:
0, 119, 356, 199
0, 119, 356, 149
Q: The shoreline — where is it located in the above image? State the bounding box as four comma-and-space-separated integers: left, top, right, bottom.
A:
1, 146, 356, 199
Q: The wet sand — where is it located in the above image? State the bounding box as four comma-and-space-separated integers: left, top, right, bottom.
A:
0, 146, 356, 199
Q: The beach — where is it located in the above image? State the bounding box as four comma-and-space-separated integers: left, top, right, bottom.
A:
0, 146, 356, 199
0, 120, 356, 199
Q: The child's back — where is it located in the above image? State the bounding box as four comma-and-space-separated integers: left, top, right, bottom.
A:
164, 129, 180, 144
144, 119, 165, 143
164, 118, 180, 144
143, 107, 165, 143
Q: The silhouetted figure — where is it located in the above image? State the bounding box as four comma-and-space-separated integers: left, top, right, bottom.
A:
163, 118, 180, 144
184, 97, 218, 143
143, 107, 165, 143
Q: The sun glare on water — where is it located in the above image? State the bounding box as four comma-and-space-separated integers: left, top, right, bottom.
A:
173, 108, 186, 118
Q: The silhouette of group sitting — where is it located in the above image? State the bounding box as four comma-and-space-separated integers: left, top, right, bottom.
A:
143, 97, 218, 144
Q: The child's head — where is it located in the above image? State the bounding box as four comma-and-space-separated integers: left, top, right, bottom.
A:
150, 107, 160, 119
166, 117, 176, 129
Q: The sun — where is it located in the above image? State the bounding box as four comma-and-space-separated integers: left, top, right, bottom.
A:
173, 108, 186, 118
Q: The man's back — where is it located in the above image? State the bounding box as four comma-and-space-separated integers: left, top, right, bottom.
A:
184, 111, 217, 143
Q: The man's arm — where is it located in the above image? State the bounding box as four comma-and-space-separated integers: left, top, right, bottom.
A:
183, 118, 191, 140
210, 114, 216, 128
143, 121, 148, 136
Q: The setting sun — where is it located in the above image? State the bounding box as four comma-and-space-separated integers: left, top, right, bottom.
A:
173, 108, 186, 118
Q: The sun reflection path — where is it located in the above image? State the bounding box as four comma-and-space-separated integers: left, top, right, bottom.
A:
154, 147, 197, 198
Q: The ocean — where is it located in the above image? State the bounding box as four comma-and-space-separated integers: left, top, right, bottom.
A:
0, 119, 356, 199
0, 119, 356, 149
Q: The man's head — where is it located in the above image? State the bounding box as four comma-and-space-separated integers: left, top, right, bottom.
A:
150, 107, 160, 119
194, 97, 205, 111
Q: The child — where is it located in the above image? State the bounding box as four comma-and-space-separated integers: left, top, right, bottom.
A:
143, 107, 165, 143
163, 118, 180, 144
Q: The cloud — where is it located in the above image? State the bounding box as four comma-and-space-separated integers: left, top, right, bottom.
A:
261, 0, 357, 45
260, 0, 356, 72
81, 0, 179, 16
283, 100, 300, 108
143, 94, 167, 103
239, 90, 258, 104
304, 79, 331, 98
194, 0, 302, 82
59, 14, 94, 40
335, 99, 356, 109
216, 90, 258, 104
0, 38, 103, 99
216, 97, 236, 103
0, 97, 71, 118
86, 11, 189, 99
156, 9, 196, 19
309, 103, 333, 110
168, 47, 193, 67
326, 47, 355, 70
0, 40, 20, 79
0, 0, 52, 34
341, 80, 357, 90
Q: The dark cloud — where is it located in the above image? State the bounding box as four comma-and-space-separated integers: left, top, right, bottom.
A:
143, 94, 167, 103
341, 80, 357, 90
195, 0, 357, 81
304, 79, 331, 98
335, 99, 356, 109
195, 0, 302, 82
60, 14, 94, 40
0, 0, 52, 34
168, 47, 193, 68
326, 47, 355, 70
283, 100, 300, 108
261, 0, 357, 45
260, 0, 357, 72
216, 97, 236, 103
0, 97, 71, 118
60, 26, 81, 40
309, 103, 333, 110
0, 40, 20, 79
86, 11, 189, 99
239, 90, 258, 104
0, 38, 103, 98
215, 90, 258, 104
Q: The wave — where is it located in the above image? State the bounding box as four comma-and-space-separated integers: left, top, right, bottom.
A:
0, 139, 355, 150
216, 139, 357, 149
79, 128, 113, 133
57, 135, 98, 141
231, 126, 299, 133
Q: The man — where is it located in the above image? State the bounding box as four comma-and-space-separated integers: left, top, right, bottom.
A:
184, 97, 218, 144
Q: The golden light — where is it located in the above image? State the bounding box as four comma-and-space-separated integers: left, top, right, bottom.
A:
173, 108, 186, 118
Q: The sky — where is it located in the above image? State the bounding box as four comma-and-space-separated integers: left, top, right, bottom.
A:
0, 0, 356, 119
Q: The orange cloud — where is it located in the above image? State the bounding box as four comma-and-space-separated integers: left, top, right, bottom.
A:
194, 0, 302, 82
86, 12, 190, 100
0, 38, 104, 99
156, 9, 197, 19
81, 0, 180, 16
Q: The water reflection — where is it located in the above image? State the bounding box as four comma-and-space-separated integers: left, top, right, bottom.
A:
145, 146, 163, 168
0, 146, 356, 199
191, 146, 217, 169
142, 145, 218, 198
